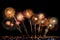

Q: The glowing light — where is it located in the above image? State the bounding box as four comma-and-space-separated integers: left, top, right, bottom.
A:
3, 8, 58, 36
31, 15, 39, 23
4, 7, 15, 18
34, 17, 38, 21
40, 20, 45, 24
5, 20, 14, 27
38, 13, 45, 19
16, 21, 20, 25
40, 19, 46, 26
47, 24, 54, 29
49, 24, 52, 27
49, 17, 58, 25
5, 21, 11, 26
16, 12, 24, 21
39, 18, 49, 26
10, 23, 14, 27
24, 9, 33, 18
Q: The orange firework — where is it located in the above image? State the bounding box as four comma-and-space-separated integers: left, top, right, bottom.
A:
4, 7, 15, 18
23, 9, 33, 18
16, 12, 24, 21
38, 13, 45, 20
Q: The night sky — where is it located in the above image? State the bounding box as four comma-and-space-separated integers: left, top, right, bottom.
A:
0, 0, 60, 36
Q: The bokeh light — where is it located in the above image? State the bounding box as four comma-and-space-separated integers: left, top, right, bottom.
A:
40, 20, 45, 24
5, 20, 11, 26
10, 23, 14, 27
49, 17, 58, 25
2, 19, 17, 31
40, 19, 46, 26
23, 9, 33, 18
16, 12, 24, 21
47, 24, 54, 29
31, 15, 39, 24
5, 20, 14, 27
39, 18, 49, 26
38, 13, 45, 20
2, 7, 59, 37
16, 21, 20, 25
4, 7, 15, 18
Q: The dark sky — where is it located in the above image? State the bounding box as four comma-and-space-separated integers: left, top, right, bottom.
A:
0, 0, 60, 36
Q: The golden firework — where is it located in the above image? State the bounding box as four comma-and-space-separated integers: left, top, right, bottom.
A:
24, 9, 33, 18
4, 7, 15, 18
